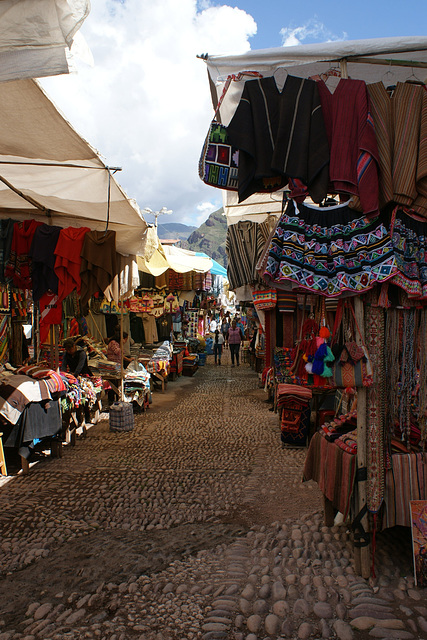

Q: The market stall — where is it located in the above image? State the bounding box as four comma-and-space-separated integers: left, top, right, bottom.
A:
200, 36, 427, 578
0, 76, 149, 470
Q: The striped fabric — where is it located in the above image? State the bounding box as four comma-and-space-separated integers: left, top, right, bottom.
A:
383, 452, 427, 530
16, 365, 67, 394
226, 220, 271, 289
0, 373, 51, 424
368, 81, 427, 218
366, 82, 394, 208
277, 291, 297, 313
303, 432, 356, 519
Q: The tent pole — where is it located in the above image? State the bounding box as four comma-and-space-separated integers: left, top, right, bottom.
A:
340, 58, 348, 79
354, 296, 370, 579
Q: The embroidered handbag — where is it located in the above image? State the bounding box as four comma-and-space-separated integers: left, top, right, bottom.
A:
199, 71, 288, 193
331, 301, 373, 388
252, 289, 277, 310
198, 73, 261, 191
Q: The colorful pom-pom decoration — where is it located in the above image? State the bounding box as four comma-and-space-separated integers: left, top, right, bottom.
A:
319, 326, 331, 339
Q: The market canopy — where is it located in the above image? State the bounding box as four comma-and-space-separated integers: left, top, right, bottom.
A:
0, 78, 147, 255
203, 36, 427, 224
137, 243, 213, 276
196, 253, 227, 277
0, 0, 90, 82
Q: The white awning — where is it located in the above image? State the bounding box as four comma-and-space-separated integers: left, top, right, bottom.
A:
0, 78, 147, 255
137, 244, 213, 276
0, 0, 90, 82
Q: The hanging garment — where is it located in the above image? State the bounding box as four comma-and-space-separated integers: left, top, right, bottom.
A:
154, 270, 168, 290
156, 315, 172, 341
30, 223, 62, 301
54, 226, 90, 302
39, 291, 62, 345
317, 78, 380, 216
141, 313, 158, 344
168, 270, 184, 290
0, 219, 17, 283
139, 271, 156, 289
182, 271, 193, 290
5, 220, 43, 289
226, 220, 272, 290
80, 230, 118, 307
368, 81, 427, 218
164, 293, 179, 314
119, 253, 140, 298
263, 199, 397, 297
130, 313, 145, 344
390, 207, 427, 299
226, 75, 329, 203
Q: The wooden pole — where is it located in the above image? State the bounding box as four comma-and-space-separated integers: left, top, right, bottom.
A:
354, 296, 370, 579
54, 325, 59, 371
89, 309, 106, 345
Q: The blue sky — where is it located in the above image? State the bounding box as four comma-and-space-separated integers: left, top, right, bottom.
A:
40, 0, 427, 230
218, 0, 427, 50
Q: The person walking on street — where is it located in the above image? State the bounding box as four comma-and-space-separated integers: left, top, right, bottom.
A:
228, 319, 243, 367
213, 328, 224, 365
221, 317, 230, 348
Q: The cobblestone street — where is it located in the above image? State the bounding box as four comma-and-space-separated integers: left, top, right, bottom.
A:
0, 353, 426, 640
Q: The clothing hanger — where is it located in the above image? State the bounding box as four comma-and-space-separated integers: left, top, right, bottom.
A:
381, 60, 396, 93
405, 67, 425, 86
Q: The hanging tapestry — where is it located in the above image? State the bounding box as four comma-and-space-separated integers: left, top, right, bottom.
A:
365, 303, 386, 513
390, 207, 427, 299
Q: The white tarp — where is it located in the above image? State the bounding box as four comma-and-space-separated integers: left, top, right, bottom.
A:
205, 36, 427, 224
0, 78, 147, 255
137, 243, 213, 276
0, 0, 90, 82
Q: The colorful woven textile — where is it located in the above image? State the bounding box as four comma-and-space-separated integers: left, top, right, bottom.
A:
280, 398, 310, 447
390, 207, 427, 299
365, 304, 386, 513
277, 291, 297, 313
264, 199, 397, 296
15, 365, 67, 394
0, 373, 51, 424
382, 452, 427, 530
303, 431, 356, 519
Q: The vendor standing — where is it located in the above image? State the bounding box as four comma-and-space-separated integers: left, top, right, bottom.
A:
61, 338, 92, 376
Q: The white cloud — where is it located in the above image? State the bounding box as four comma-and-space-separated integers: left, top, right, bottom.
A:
280, 19, 347, 47
39, 0, 256, 228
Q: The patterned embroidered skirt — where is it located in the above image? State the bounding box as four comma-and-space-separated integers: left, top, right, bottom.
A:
391, 208, 427, 299
264, 200, 397, 296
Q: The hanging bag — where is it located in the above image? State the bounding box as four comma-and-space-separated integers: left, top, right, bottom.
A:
252, 288, 277, 310
331, 301, 373, 388
198, 72, 263, 191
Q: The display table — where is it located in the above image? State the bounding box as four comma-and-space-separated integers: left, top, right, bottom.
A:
304, 432, 427, 530
303, 432, 357, 519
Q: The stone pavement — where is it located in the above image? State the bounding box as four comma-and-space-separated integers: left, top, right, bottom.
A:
0, 349, 426, 640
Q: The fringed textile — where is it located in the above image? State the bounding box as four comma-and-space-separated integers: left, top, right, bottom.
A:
365, 304, 386, 513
